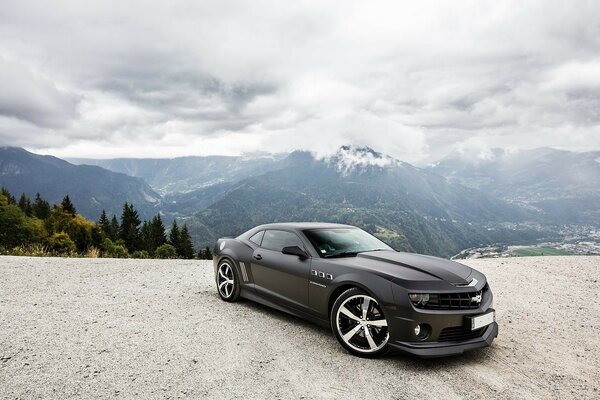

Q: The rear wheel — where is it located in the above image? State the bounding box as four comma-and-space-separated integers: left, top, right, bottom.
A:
216, 260, 241, 302
330, 288, 390, 358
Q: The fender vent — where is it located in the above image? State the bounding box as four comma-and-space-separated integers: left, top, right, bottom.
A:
240, 262, 249, 282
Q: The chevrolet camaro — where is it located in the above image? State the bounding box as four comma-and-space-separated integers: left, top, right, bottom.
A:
213, 223, 498, 358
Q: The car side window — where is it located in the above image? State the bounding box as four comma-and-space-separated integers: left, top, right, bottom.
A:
261, 230, 305, 252
249, 230, 264, 245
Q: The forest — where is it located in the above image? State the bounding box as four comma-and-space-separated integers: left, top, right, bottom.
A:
0, 187, 212, 259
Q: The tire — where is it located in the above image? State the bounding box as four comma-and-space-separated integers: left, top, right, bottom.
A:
216, 259, 241, 302
330, 287, 390, 358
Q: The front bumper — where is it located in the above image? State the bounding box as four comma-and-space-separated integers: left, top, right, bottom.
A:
389, 321, 498, 357
385, 277, 498, 357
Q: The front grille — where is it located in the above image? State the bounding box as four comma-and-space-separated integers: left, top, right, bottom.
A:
412, 285, 487, 310
438, 326, 485, 342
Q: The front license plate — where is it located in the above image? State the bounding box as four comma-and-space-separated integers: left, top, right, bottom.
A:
470, 310, 495, 331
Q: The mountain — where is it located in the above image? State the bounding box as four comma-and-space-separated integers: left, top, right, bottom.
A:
69, 154, 286, 194
187, 146, 541, 257
0, 147, 161, 220
429, 148, 600, 224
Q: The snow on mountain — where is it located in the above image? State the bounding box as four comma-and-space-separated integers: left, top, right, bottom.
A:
324, 145, 401, 175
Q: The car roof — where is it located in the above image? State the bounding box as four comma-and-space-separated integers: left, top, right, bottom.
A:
254, 222, 356, 231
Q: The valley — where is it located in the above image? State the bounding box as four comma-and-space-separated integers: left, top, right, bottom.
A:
3, 145, 600, 258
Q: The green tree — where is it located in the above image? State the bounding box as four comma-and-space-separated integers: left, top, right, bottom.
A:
109, 215, 120, 241
155, 243, 177, 259
61, 195, 76, 215
198, 246, 213, 260
131, 250, 150, 259
119, 202, 141, 252
47, 205, 93, 253
48, 232, 76, 255
140, 220, 151, 253
168, 220, 180, 253
179, 224, 195, 259
65, 215, 93, 253
98, 210, 111, 235
100, 238, 129, 258
91, 225, 103, 248
0, 198, 46, 248
18, 193, 33, 217
150, 215, 167, 254
1, 188, 16, 204
32, 193, 51, 219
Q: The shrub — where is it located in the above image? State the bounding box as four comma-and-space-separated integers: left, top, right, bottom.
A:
100, 238, 129, 258
48, 232, 76, 256
131, 250, 150, 259
86, 246, 100, 258
155, 244, 177, 259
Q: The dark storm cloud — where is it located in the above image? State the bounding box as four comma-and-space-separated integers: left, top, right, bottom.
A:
0, 1, 599, 160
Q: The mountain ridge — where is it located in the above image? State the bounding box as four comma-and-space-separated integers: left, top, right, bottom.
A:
0, 146, 161, 220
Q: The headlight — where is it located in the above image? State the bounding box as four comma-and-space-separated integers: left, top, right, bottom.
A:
409, 293, 430, 306
409, 293, 442, 307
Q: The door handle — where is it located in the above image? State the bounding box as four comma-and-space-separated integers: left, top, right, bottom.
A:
253, 254, 262, 260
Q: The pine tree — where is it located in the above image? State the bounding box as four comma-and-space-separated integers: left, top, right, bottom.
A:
198, 246, 213, 260
98, 210, 111, 235
61, 195, 76, 215
32, 193, 50, 219
119, 202, 141, 252
140, 220, 152, 253
150, 214, 167, 254
18, 193, 33, 216
169, 220, 180, 255
1, 187, 16, 204
109, 215, 120, 241
179, 224, 195, 259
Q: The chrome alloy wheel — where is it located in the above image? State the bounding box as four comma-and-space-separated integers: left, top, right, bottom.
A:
335, 294, 389, 353
217, 262, 235, 298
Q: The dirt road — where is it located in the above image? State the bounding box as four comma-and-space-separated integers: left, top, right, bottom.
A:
0, 256, 598, 399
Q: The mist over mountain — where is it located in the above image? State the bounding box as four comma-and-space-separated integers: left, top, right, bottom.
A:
430, 148, 600, 224
69, 154, 286, 194
0, 147, 161, 219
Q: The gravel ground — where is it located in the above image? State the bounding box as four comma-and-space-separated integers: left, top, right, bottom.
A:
0, 255, 598, 399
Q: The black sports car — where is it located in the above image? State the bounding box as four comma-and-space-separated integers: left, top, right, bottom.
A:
213, 223, 498, 358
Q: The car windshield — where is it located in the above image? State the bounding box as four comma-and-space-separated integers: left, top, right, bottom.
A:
303, 228, 392, 258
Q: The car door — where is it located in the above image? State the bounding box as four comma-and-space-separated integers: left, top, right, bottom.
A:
251, 229, 310, 310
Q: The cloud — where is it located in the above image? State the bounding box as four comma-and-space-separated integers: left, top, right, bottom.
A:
0, 58, 79, 128
0, 0, 599, 162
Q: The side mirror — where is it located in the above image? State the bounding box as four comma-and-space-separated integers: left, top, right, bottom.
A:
282, 246, 309, 259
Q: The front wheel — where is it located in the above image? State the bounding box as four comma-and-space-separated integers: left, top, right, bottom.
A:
216, 259, 241, 302
330, 288, 390, 358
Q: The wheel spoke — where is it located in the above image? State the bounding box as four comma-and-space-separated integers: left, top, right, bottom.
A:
364, 327, 377, 350
340, 306, 361, 322
362, 297, 370, 320
219, 281, 227, 290
342, 325, 362, 342
368, 319, 387, 327
219, 270, 227, 280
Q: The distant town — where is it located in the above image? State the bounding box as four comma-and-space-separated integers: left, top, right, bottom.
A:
453, 225, 600, 259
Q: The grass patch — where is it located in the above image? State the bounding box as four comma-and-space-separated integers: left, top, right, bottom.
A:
512, 247, 573, 256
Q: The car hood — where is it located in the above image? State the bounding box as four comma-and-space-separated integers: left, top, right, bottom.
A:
352, 251, 474, 285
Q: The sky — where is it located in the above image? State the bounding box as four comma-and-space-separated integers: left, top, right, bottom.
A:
0, 0, 599, 163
